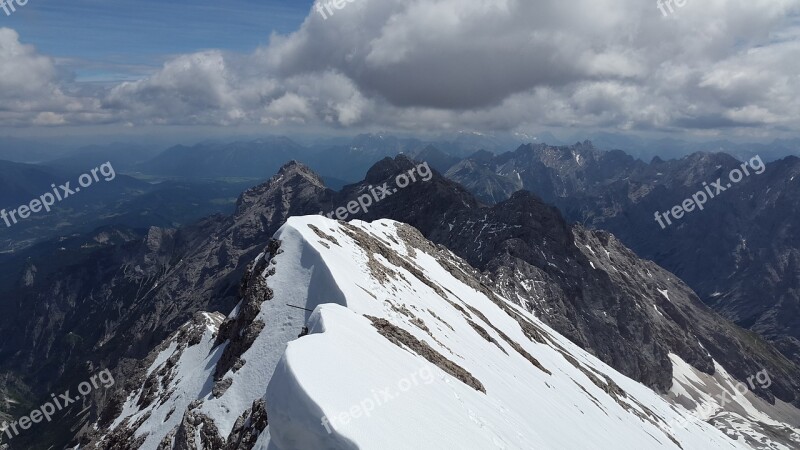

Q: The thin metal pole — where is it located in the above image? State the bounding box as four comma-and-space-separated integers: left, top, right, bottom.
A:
286, 304, 314, 312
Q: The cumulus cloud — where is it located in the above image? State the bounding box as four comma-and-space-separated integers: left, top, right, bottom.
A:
0, 28, 100, 127
105, 51, 249, 125
2, 0, 800, 136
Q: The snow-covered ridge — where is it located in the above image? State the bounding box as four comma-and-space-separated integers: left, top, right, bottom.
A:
264, 217, 750, 449
90, 216, 795, 449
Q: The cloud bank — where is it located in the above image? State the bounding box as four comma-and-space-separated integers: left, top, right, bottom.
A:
1, 0, 799, 136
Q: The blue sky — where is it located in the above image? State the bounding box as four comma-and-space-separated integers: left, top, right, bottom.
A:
3, 0, 312, 82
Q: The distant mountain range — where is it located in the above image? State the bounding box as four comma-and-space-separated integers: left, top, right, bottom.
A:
445, 142, 800, 367
43, 142, 163, 173
3, 132, 797, 180
0, 137, 71, 163
136, 137, 308, 179
586, 132, 800, 162
131, 134, 475, 184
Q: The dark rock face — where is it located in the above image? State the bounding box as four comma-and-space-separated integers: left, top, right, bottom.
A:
445, 142, 800, 366
223, 399, 268, 450
445, 158, 520, 204
172, 411, 226, 450
445, 141, 639, 205
332, 156, 800, 407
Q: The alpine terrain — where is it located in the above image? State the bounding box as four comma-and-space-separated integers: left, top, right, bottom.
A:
82, 216, 800, 449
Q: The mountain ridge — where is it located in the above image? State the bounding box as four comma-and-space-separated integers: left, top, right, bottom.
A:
1, 156, 798, 448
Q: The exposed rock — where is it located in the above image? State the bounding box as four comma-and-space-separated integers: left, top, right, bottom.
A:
212, 378, 233, 399
365, 315, 486, 393
172, 411, 225, 450
213, 240, 281, 381
223, 399, 268, 450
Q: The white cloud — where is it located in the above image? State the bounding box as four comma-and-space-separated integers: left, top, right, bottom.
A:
2, 0, 800, 137
32, 112, 67, 126
0, 28, 98, 126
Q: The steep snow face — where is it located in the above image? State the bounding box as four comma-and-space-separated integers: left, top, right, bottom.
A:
94, 312, 229, 448
265, 217, 749, 449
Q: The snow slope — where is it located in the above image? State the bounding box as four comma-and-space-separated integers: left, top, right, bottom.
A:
264, 217, 753, 449
92, 216, 798, 449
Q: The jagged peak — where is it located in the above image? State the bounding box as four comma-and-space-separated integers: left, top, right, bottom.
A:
234, 162, 327, 216
275, 160, 325, 184
363, 155, 419, 183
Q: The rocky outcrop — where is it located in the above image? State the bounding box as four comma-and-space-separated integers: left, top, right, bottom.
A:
223, 399, 268, 450
212, 240, 281, 381
172, 411, 225, 450
365, 315, 486, 393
